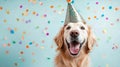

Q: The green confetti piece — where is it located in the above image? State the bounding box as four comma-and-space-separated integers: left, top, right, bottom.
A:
13, 41, 16, 44
48, 21, 50, 24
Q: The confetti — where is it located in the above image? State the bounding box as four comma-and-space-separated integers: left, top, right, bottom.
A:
7, 43, 11, 47
105, 17, 109, 20
40, 46, 44, 49
3, 44, 7, 47
19, 41, 22, 44
47, 57, 51, 60
115, 7, 119, 11
20, 51, 24, 55
102, 29, 107, 34
10, 29, 15, 34
39, 2, 43, 5
93, 16, 97, 18
12, 41, 16, 44
41, 40, 45, 43
0, 6, 3, 11
67, 0, 72, 3
19, 5, 23, 8
88, 17, 91, 20
101, 14, 104, 17
6, 10, 10, 14
29, 42, 33, 45
112, 43, 119, 50
46, 32, 49, 36
14, 62, 18, 66
5, 50, 9, 54
3, 19, 7, 23
26, 45, 29, 48
32, 59, 36, 63
109, 6, 112, 9
3, 36, 8, 40
50, 5, 54, 8
43, 14, 47, 17
48, 21, 50, 24
96, 2, 99, 5
116, 18, 119, 22
32, 52, 35, 56
106, 64, 109, 67
102, 6, 105, 10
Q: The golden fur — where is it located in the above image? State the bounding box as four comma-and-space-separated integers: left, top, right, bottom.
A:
54, 24, 96, 67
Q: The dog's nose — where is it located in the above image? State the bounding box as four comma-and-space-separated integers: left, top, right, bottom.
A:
70, 30, 79, 37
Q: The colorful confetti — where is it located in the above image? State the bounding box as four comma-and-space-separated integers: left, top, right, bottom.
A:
0, 0, 120, 67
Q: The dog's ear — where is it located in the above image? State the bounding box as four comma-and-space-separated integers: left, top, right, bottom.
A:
54, 26, 64, 50
86, 26, 96, 53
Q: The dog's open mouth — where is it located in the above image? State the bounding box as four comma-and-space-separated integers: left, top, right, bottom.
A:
66, 39, 85, 55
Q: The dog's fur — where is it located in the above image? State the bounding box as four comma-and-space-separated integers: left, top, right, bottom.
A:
54, 22, 95, 67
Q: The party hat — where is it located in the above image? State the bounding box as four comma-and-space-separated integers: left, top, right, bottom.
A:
65, 2, 85, 24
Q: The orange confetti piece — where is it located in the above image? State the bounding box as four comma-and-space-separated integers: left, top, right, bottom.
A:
102, 6, 105, 10
94, 16, 97, 18
26, 45, 29, 48
20, 51, 24, 54
0, 6, 3, 11
50, 5, 54, 8
67, 0, 72, 3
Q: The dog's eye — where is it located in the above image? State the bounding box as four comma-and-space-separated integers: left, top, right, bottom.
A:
66, 26, 71, 30
81, 26, 85, 30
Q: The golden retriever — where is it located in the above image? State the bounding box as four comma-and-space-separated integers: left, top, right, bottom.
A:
54, 22, 96, 67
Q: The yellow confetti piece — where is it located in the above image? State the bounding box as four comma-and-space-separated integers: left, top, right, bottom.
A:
86, 6, 90, 10
88, 17, 91, 20
32, 59, 36, 63
14, 27, 17, 31
22, 11, 28, 16
102, 29, 107, 34
106, 64, 109, 67
6, 10, 10, 14
3, 19, 7, 23
40, 46, 44, 49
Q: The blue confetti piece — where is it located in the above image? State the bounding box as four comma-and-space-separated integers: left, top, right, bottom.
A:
10, 29, 14, 34
29, 42, 32, 45
101, 14, 104, 17
109, 6, 112, 9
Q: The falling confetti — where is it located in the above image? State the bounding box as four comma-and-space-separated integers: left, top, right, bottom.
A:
109, 6, 112, 9
26, 45, 29, 48
20, 51, 24, 55
96, 2, 99, 5
50, 5, 54, 8
19, 5, 23, 8
0, 6, 3, 11
14, 62, 18, 66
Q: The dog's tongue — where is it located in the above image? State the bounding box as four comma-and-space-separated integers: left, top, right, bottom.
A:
70, 44, 80, 54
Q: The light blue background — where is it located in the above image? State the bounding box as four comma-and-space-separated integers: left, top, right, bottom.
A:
0, 0, 120, 67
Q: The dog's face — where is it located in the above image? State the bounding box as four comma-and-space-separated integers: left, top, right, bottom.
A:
54, 22, 95, 57
64, 22, 88, 57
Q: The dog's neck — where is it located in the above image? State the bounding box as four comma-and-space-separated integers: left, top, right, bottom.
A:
55, 50, 89, 67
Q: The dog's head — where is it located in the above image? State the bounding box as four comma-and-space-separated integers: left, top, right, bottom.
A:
54, 22, 95, 57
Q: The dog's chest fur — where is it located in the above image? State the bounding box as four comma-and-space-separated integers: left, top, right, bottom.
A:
55, 52, 89, 67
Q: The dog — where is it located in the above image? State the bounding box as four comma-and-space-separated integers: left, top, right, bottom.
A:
54, 22, 96, 67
